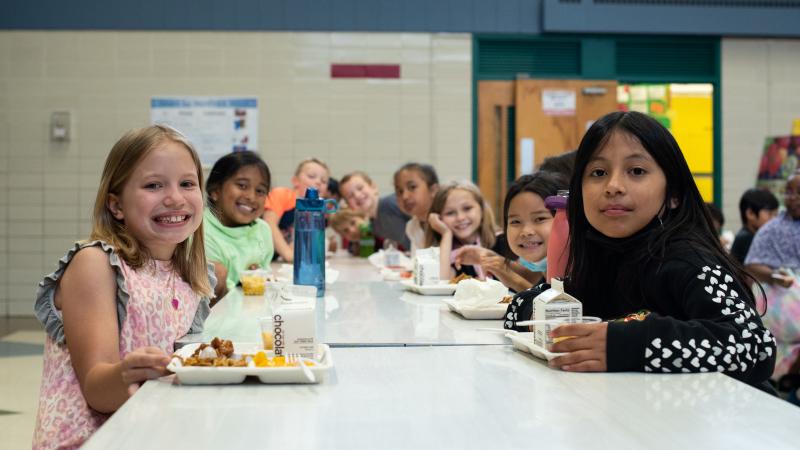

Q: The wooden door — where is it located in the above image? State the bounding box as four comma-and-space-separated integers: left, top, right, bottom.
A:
514, 79, 618, 175
477, 81, 515, 220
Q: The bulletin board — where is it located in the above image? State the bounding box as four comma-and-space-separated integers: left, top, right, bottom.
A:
757, 135, 800, 206
150, 97, 258, 166
617, 83, 714, 201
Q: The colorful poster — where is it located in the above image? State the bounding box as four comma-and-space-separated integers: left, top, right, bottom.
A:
150, 97, 258, 166
757, 135, 800, 206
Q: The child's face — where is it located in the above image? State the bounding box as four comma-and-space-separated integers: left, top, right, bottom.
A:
440, 189, 482, 243
109, 139, 203, 260
293, 162, 329, 197
395, 169, 436, 219
210, 165, 268, 227
337, 217, 367, 241
341, 176, 378, 213
785, 176, 800, 220
747, 208, 778, 230
506, 192, 552, 262
582, 131, 667, 238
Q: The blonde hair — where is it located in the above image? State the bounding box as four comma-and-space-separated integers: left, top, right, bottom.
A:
90, 125, 212, 297
340, 170, 374, 188
424, 181, 497, 249
329, 208, 369, 234
295, 157, 330, 176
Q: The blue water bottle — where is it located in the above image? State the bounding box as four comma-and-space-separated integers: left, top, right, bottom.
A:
293, 188, 338, 297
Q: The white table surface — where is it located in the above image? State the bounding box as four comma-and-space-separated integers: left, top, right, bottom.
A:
179, 256, 506, 347
83, 345, 800, 450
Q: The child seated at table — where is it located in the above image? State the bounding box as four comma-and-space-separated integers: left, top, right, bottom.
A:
263, 157, 331, 261
548, 111, 775, 391
340, 170, 410, 250
393, 162, 439, 257
329, 208, 381, 256
32, 125, 215, 449
425, 181, 501, 281
205, 151, 274, 299
453, 171, 568, 293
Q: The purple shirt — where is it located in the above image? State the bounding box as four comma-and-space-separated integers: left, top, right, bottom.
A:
745, 211, 800, 270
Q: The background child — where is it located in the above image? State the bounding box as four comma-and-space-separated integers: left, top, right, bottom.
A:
32, 125, 215, 449
453, 172, 568, 292
731, 188, 779, 264
329, 208, 377, 256
205, 151, 274, 299
425, 180, 498, 280
549, 111, 775, 391
340, 171, 411, 250
745, 174, 800, 383
393, 163, 439, 257
262, 157, 330, 261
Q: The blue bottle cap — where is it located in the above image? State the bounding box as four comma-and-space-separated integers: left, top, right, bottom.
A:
305, 187, 319, 200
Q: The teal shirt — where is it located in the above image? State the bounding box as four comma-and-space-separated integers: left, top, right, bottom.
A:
204, 208, 274, 291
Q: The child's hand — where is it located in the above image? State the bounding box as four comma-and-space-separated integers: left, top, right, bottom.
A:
120, 347, 171, 395
772, 269, 795, 288
480, 254, 506, 275
427, 213, 450, 235
548, 322, 608, 372
452, 245, 487, 269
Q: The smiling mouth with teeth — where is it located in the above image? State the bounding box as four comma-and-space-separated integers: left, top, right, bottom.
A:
155, 215, 188, 224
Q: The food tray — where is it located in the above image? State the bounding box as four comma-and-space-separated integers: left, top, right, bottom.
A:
400, 279, 457, 296
442, 298, 508, 320
506, 332, 564, 361
167, 343, 333, 385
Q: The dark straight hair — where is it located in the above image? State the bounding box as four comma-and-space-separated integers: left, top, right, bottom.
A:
502, 171, 568, 234
394, 162, 440, 188
739, 188, 779, 226
206, 151, 271, 208
566, 111, 759, 309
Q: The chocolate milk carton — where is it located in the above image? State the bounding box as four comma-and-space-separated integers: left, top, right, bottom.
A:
272, 285, 317, 359
533, 278, 582, 350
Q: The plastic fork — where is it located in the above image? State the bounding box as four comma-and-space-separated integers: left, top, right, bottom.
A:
287, 353, 316, 383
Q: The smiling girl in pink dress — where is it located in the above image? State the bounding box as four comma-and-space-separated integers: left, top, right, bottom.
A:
32, 125, 215, 449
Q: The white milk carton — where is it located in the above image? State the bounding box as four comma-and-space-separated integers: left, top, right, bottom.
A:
272, 285, 317, 359
533, 278, 582, 350
413, 247, 440, 286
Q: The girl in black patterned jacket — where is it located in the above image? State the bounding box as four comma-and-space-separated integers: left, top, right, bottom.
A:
550, 111, 776, 390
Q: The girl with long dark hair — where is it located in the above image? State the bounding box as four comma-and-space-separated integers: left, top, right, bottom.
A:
549, 111, 775, 390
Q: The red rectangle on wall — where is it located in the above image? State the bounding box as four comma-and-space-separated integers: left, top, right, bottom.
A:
331, 64, 400, 79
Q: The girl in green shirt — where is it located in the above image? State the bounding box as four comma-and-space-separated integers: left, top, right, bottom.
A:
205, 151, 274, 300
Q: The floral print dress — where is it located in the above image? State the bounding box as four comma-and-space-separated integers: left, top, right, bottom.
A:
32, 241, 211, 450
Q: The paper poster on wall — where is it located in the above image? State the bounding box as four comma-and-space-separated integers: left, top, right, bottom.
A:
151, 97, 258, 166
520, 138, 534, 175
542, 90, 576, 116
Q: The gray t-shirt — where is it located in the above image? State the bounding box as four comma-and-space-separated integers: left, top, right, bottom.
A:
372, 193, 411, 250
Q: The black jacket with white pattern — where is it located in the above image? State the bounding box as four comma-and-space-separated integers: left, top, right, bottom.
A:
569, 224, 776, 388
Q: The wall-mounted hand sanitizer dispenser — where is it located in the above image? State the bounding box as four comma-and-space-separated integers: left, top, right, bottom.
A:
50, 111, 70, 142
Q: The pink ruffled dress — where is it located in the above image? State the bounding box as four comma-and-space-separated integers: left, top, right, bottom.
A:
32, 241, 211, 450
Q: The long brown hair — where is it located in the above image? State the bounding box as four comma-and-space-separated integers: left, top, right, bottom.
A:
424, 181, 497, 249
90, 125, 212, 297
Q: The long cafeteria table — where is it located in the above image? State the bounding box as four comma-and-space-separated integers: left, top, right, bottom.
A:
177, 255, 507, 347
85, 255, 800, 449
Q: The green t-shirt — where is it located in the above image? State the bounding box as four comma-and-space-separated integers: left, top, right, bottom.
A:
203, 208, 274, 291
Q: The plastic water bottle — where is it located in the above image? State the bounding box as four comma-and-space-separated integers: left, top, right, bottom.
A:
545, 190, 569, 283
358, 223, 376, 257
293, 188, 338, 297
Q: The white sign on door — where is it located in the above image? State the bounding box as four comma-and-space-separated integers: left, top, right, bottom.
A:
542, 90, 576, 116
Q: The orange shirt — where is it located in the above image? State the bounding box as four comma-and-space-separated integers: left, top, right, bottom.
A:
263, 187, 297, 220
